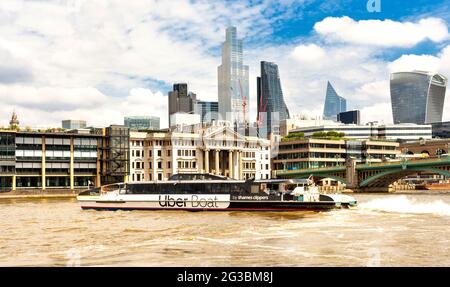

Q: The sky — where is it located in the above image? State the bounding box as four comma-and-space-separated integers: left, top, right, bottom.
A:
1, 0, 450, 129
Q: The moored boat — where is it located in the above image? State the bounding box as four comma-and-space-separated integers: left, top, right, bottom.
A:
417, 182, 450, 190
77, 173, 357, 212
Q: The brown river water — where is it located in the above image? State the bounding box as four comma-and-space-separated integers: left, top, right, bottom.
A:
0, 193, 449, 266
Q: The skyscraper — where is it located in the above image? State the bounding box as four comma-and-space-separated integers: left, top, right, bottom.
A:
194, 101, 219, 123
218, 26, 249, 126
390, 71, 447, 124
168, 83, 198, 126
323, 81, 346, 120
257, 61, 290, 139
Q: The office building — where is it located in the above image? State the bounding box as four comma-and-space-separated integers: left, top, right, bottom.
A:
129, 121, 271, 182
218, 26, 249, 126
168, 83, 198, 126
290, 123, 432, 141
323, 81, 346, 120
194, 101, 219, 123
279, 115, 337, 137
257, 61, 290, 139
273, 138, 399, 172
338, 110, 360, 125
0, 125, 130, 191
431, 121, 450, 139
390, 71, 447, 124
169, 113, 201, 128
124, 116, 160, 130
62, 120, 86, 130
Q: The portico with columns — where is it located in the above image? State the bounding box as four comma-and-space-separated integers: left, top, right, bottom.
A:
129, 122, 271, 182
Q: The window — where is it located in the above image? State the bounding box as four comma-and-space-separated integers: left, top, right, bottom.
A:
157, 162, 162, 169
167, 150, 171, 157
149, 150, 152, 157
157, 150, 161, 157
158, 173, 162, 181
167, 162, 171, 169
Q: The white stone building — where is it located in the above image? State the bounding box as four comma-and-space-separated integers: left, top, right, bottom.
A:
129, 123, 271, 182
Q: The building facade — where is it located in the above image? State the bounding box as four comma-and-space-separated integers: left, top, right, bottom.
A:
195, 101, 219, 123
124, 116, 160, 130
400, 139, 450, 157
431, 121, 450, 139
338, 110, 360, 125
168, 83, 198, 126
291, 123, 432, 141
129, 122, 271, 182
273, 138, 400, 171
257, 61, 290, 139
390, 71, 447, 124
279, 115, 337, 137
62, 120, 87, 130
323, 81, 346, 120
0, 130, 101, 191
218, 27, 249, 126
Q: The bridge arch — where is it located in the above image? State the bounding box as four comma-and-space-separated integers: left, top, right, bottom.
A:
359, 167, 450, 187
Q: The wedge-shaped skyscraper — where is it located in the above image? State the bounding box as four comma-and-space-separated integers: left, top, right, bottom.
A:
323, 81, 346, 120
257, 61, 290, 139
390, 71, 447, 124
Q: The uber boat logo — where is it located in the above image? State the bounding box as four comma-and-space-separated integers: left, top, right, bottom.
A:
158, 194, 230, 208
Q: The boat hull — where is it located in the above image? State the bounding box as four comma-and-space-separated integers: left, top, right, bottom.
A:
78, 197, 340, 212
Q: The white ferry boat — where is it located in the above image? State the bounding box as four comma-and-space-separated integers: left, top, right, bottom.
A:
77, 173, 357, 212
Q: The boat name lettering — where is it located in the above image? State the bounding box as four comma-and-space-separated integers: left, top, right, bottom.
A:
158, 195, 220, 208
236, 195, 269, 200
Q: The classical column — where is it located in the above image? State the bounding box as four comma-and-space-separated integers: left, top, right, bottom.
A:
41, 136, 46, 191
228, 150, 233, 178
96, 145, 101, 188
239, 151, 243, 180
70, 137, 74, 190
12, 175, 16, 191
215, 149, 220, 175
205, 149, 209, 173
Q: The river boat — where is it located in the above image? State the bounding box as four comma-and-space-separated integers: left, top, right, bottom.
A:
77, 173, 357, 212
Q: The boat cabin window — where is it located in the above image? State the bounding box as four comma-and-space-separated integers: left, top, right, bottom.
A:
102, 183, 124, 193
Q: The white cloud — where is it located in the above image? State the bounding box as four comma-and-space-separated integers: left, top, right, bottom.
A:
0, 1, 449, 129
314, 16, 449, 47
291, 44, 326, 63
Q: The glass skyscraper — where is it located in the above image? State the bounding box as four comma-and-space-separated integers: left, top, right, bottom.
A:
390, 71, 447, 124
218, 26, 249, 126
195, 101, 219, 123
257, 61, 290, 139
323, 81, 346, 120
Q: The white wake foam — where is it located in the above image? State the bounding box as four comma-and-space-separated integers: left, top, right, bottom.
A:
359, 195, 450, 216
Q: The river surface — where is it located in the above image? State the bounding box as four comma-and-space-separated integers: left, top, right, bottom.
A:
0, 193, 449, 266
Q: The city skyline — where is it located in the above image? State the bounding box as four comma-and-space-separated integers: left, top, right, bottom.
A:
1, 1, 450, 129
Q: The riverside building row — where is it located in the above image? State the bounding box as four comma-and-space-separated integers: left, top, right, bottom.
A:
0, 122, 272, 191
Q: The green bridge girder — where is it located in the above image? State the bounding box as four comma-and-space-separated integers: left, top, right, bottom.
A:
275, 157, 450, 188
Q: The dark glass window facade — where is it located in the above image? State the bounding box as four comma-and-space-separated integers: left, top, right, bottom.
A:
390, 71, 447, 124
257, 61, 290, 138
